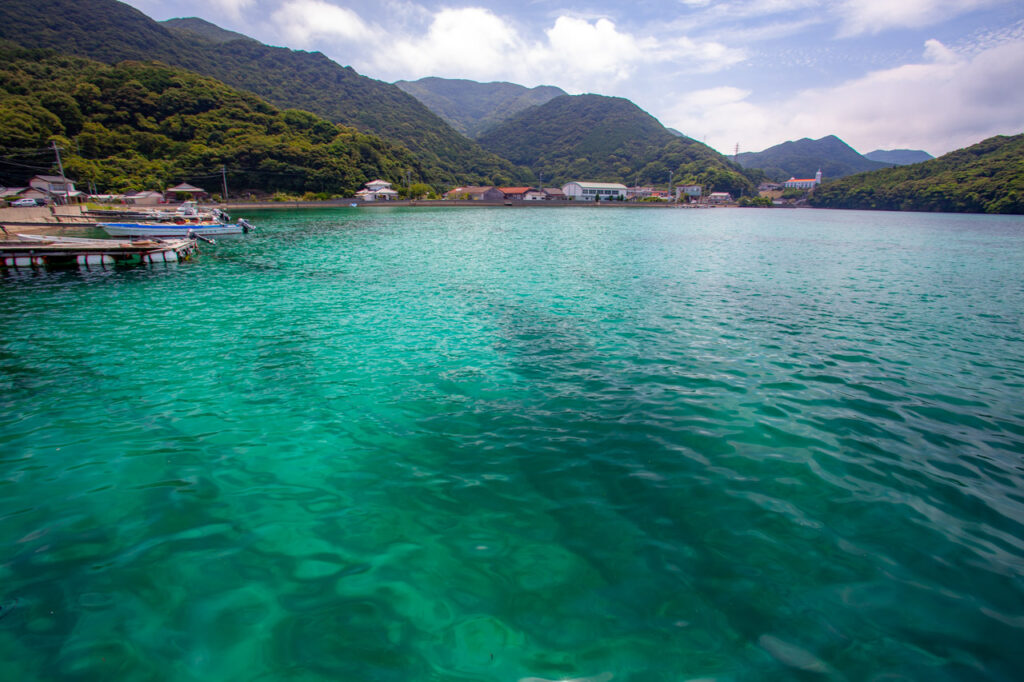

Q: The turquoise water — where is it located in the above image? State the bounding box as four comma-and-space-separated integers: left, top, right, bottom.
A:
2, 207, 1023, 681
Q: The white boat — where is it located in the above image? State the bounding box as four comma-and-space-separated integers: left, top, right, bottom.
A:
100, 218, 253, 237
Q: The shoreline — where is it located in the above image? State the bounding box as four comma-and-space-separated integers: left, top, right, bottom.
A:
1, 200, 730, 234
218, 199, 718, 210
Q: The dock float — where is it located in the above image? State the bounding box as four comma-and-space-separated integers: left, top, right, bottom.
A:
0, 234, 199, 268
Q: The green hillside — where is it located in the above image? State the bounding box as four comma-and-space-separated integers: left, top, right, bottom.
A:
0, 0, 523, 187
864, 149, 935, 165
477, 94, 754, 195
735, 135, 886, 181
0, 45, 422, 195
394, 77, 567, 138
161, 17, 257, 44
810, 133, 1024, 214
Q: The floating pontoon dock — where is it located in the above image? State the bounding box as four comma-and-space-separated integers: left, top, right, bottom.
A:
0, 234, 199, 268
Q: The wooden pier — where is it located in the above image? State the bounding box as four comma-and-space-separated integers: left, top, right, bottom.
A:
0, 234, 199, 268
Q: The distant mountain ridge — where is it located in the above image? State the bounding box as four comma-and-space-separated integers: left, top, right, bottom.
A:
736, 135, 887, 181
0, 0, 523, 186
161, 17, 256, 44
864, 149, 935, 165
477, 94, 754, 195
395, 77, 567, 138
811, 133, 1024, 214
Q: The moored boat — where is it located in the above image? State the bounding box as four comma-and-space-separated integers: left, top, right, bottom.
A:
100, 218, 253, 237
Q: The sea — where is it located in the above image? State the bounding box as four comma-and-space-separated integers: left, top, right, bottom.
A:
2, 206, 1023, 681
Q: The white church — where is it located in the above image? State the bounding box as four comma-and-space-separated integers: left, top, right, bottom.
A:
784, 169, 822, 189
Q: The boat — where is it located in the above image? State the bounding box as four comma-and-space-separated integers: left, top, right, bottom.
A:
86, 202, 232, 223
100, 218, 253, 237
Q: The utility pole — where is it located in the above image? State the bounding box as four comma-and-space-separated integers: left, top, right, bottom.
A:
221, 165, 229, 202
668, 170, 674, 202
51, 141, 70, 205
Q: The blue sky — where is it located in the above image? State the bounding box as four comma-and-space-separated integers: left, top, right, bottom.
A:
124, 0, 1024, 156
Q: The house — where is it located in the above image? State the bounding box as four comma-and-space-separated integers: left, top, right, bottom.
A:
707, 192, 733, 204
29, 175, 85, 203
444, 186, 505, 202
165, 183, 209, 202
561, 182, 628, 201
499, 187, 533, 200
523, 189, 548, 201
356, 179, 400, 201
0, 187, 28, 201
783, 170, 822, 189
542, 188, 566, 200
124, 190, 165, 206
675, 185, 702, 202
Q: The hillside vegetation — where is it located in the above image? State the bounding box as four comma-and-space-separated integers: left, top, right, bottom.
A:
863, 149, 935, 165
810, 133, 1024, 214
736, 135, 886, 181
0, 0, 523, 186
477, 94, 754, 195
395, 77, 567, 138
0, 45, 422, 195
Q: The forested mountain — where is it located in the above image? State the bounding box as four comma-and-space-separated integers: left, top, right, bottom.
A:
735, 135, 887, 181
161, 17, 257, 44
0, 0, 523, 186
476, 94, 754, 195
864, 149, 935, 165
0, 45, 421, 195
810, 133, 1024, 214
394, 78, 567, 138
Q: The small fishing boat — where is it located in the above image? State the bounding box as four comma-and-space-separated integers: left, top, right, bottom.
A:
100, 218, 253, 237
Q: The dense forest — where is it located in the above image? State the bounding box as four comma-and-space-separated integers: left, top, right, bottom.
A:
478, 94, 756, 195
810, 133, 1024, 214
0, 0, 524, 187
0, 45, 424, 195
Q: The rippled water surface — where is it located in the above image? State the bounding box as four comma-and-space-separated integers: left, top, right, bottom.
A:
2, 207, 1024, 681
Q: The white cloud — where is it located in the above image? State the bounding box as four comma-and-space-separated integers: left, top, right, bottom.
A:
663, 37, 1024, 155
200, 0, 255, 20
263, 3, 743, 88
271, 0, 378, 47
837, 0, 1003, 36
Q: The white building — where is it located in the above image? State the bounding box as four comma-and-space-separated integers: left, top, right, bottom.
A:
561, 181, 628, 201
675, 185, 702, 202
356, 179, 399, 201
784, 169, 822, 189
707, 192, 733, 204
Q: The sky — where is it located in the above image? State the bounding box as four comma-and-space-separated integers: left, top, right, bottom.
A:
123, 0, 1024, 156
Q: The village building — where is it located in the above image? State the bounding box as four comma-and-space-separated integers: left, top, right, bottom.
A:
707, 192, 734, 204
28, 175, 86, 203
783, 170, 822, 189
626, 186, 654, 200
542, 188, 565, 200
165, 183, 209, 202
523, 189, 548, 201
499, 187, 533, 200
356, 179, 399, 201
444, 186, 506, 201
675, 185, 702, 202
124, 190, 165, 206
561, 182, 628, 201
